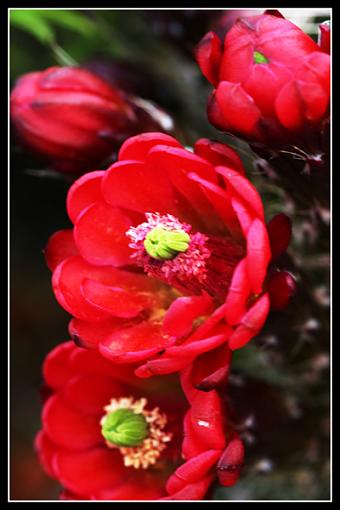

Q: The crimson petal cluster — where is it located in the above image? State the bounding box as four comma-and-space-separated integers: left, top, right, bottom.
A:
35, 341, 242, 500
45, 132, 294, 379
196, 12, 330, 147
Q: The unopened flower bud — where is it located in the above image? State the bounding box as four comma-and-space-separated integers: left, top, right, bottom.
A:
10, 66, 173, 174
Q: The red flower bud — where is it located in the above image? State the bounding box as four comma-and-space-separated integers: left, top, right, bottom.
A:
267, 213, 292, 261
267, 271, 297, 311
196, 13, 330, 147
10, 66, 172, 174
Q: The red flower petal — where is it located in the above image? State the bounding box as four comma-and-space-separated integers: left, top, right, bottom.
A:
94, 477, 166, 500
39, 66, 120, 99
99, 321, 172, 363
74, 201, 132, 267
256, 15, 320, 65
166, 449, 221, 494
67, 171, 105, 224
81, 279, 151, 318
246, 219, 271, 294
216, 166, 264, 220
166, 332, 231, 360
275, 79, 329, 130
43, 341, 75, 390
189, 390, 226, 450
136, 332, 231, 378
68, 347, 137, 386
214, 81, 261, 137
53, 256, 153, 322
182, 344, 232, 395
27, 92, 129, 133
225, 258, 250, 326
150, 146, 218, 184
163, 293, 213, 339
195, 31, 223, 86
102, 160, 177, 215
162, 476, 214, 500
135, 355, 194, 378
34, 431, 58, 478
42, 395, 102, 450
68, 317, 128, 349
267, 213, 292, 261
45, 229, 78, 272
207, 90, 231, 132
194, 138, 245, 175
219, 20, 254, 83
230, 195, 254, 236
295, 52, 330, 91
195, 364, 230, 393
52, 257, 112, 321
14, 106, 104, 155
63, 374, 124, 415
147, 145, 223, 231
267, 270, 296, 310
182, 410, 208, 458
217, 435, 244, 486
118, 132, 182, 161
53, 448, 125, 495
188, 303, 228, 342
188, 171, 242, 239
298, 80, 329, 122
244, 62, 293, 117
229, 293, 270, 350
181, 364, 227, 452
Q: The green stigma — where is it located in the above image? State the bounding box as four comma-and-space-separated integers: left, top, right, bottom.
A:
144, 227, 190, 260
253, 51, 269, 64
101, 408, 148, 447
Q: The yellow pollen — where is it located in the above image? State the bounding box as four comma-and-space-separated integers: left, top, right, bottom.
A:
100, 397, 172, 470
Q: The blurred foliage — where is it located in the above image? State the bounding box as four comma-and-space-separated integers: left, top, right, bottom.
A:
10, 9, 330, 501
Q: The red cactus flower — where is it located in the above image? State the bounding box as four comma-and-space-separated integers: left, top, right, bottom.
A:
35, 341, 241, 500
195, 12, 330, 147
45, 132, 295, 378
10, 66, 173, 174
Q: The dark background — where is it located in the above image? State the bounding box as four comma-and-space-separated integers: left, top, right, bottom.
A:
10, 9, 331, 500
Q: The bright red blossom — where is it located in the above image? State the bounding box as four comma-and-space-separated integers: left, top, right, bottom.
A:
36, 341, 241, 500
196, 12, 330, 146
45, 132, 294, 378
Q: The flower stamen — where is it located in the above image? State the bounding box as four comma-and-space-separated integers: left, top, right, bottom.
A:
144, 227, 190, 260
100, 397, 172, 470
127, 212, 245, 301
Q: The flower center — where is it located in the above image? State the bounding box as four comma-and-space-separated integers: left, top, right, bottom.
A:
127, 213, 245, 302
253, 50, 269, 64
101, 408, 148, 447
100, 397, 172, 469
144, 227, 190, 260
